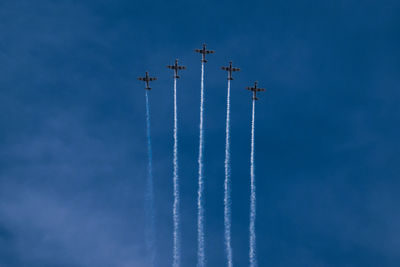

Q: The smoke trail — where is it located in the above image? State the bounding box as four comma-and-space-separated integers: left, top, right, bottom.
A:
173, 77, 181, 267
224, 79, 233, 267
197, 62, 206, 267
145, 91, 156, 266
249, 100, 257, 267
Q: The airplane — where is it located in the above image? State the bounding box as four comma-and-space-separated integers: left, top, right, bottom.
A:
138, 71, 157, 90
167, 59, 187, 78
221, 61, 240, 80
195, 43, 215, 63
245, 81, 265, 100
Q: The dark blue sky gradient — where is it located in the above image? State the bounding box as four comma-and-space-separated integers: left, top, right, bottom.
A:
0, 0, 399, 266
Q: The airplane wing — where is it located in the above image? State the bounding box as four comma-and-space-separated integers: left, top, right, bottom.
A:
167, 65, 174, 69
195, 49, 202, 53
221, 67, 229, 70
205, 50, 214, 54
246, 87, 253, 91
149, 78, 157, 81
178, 66, 186, 70
257, 88, 265, 91
138, 77, 145, 81
232, 68, 240, 71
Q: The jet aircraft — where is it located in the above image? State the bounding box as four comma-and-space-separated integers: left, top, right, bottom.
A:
167, 59, 187, 78
245, 81, 265, 100
138, 71, 157, 90
221, 61, 240, 80
195, 43, 215, 63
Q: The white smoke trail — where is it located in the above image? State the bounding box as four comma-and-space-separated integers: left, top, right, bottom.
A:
173, 77, 180, 267
249, 99, 257, 267
145, 91, 156, 266
224, 79, 233, 267
197, 62, 206, 267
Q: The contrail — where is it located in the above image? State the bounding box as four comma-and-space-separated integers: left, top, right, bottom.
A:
197, 62, 206, 267
173, 77, 181, 267
224, 79, 233, 267
145, 91, 156, 266
249, 99, 257, 267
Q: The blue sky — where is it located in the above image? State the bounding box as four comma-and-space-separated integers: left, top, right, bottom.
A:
0, 0, 399, 266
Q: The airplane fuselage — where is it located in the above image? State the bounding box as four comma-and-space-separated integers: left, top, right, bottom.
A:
228, 62, 233, 80
172, 61, 179, 78
144, 72, 151, 89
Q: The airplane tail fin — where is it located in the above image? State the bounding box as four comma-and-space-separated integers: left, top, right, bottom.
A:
201, 59, 208, 63
228, 77, 234, 80
174, 75, 180, 79
146, 87, 151, 90
253, 97, 258, 100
